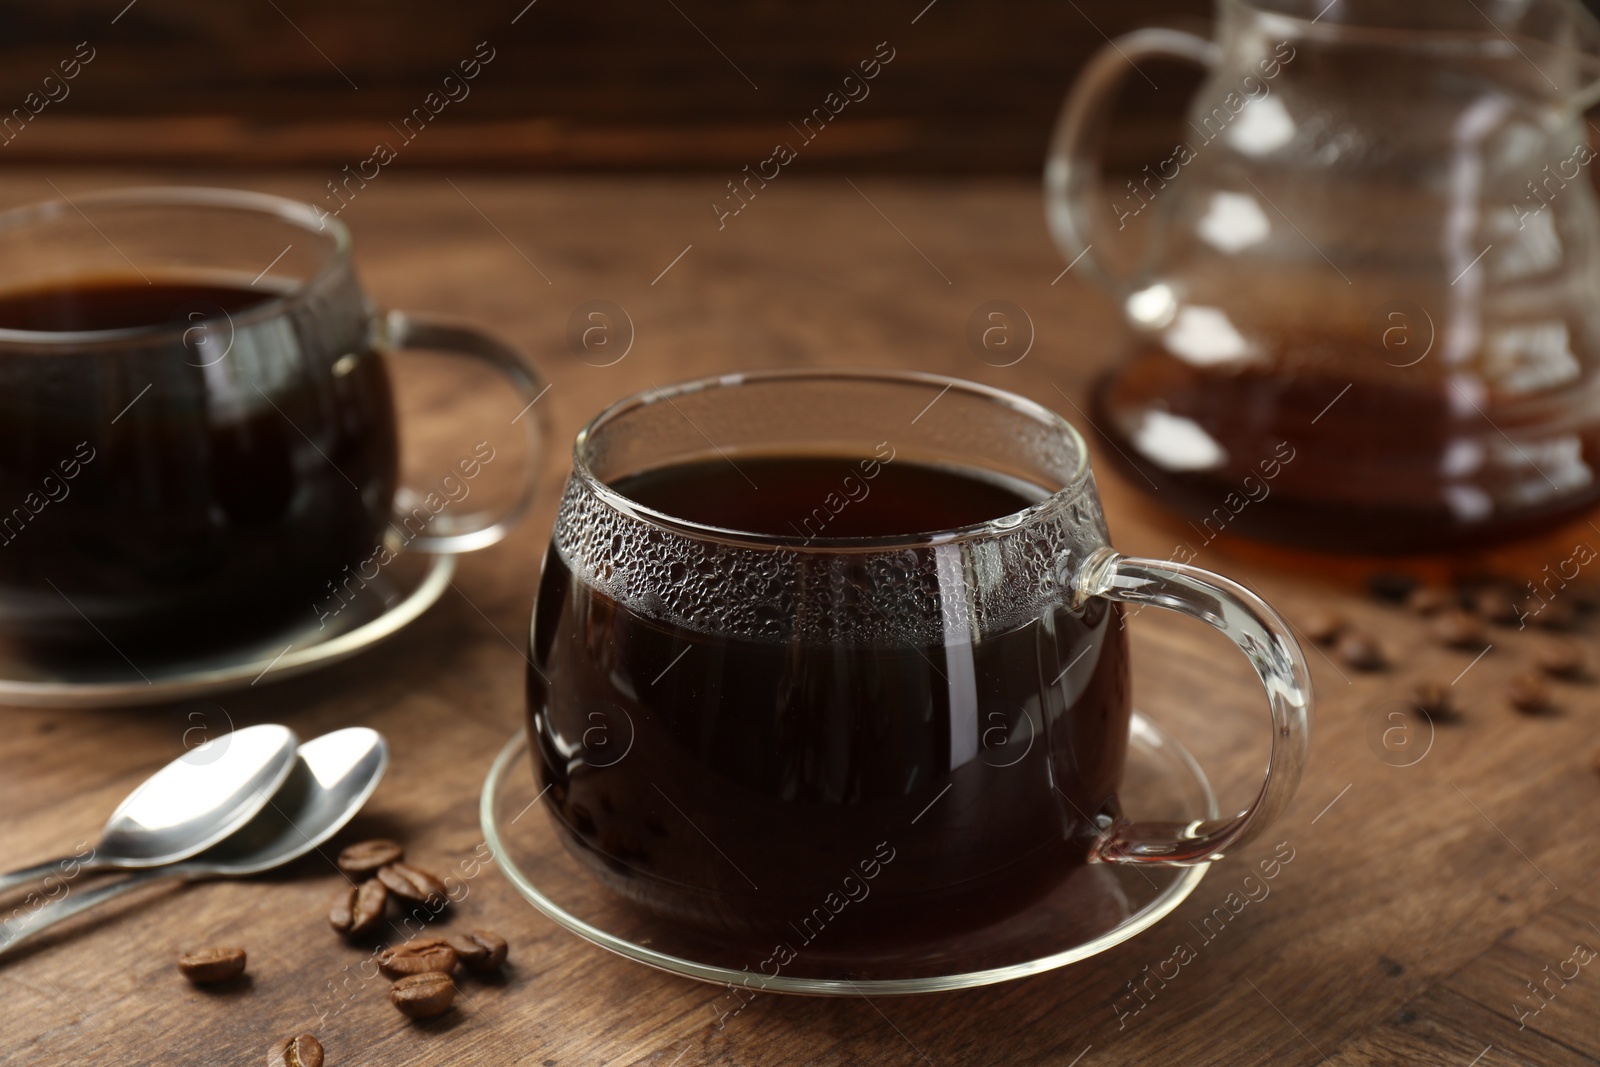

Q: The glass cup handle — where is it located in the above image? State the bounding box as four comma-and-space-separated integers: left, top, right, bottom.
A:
1075, 548, 1313, 865
380, 310, 550, 555
1044, 28, 1220, 296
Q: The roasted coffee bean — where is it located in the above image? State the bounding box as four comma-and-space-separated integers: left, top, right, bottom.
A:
177, 946, 246, 984
1301, 609, 1344, 645
1571, 578, 1600, 611
336, 839, 403, 880
1335, 630, 1385, 670
1432, 610, 1487, 649
377, 862, 448, 908
447, 930, 509, 972
378, 938, 457, 979
1367, 572, 1417, 603
391, 971, 456, 1019
1472, 587, 1521, 625
267, 1033, 323, 1067
1527, 596, 1577, 630
1534, 639, 1585, 678
1411, 680, 1453, 719
1507, 671, 1550, 714
329, 877, 387, 938
328, 885, 354, 933
1404, 586, 1454, 616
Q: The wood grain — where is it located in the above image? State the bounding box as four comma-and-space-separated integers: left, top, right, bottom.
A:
0, 0, 1209, 171
2, 169, 1600, 1066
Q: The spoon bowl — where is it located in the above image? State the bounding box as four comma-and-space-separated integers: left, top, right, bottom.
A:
0, 724, 299, 896
177, 727, 390, 877
0, 727, 388, 959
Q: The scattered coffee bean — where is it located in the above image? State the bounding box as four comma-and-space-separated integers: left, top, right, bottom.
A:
447, 930, 509, 972
379, 938, 458, 979
391, 971, 456, 1019
1570, 578, 1600, 611
1507, 671, 1550, 714
1472, 587, 1520, 625
337, 839, 404, 880
267, 1034, 323, 1067
176, 946, 246, 985
328, 886, 356, 935
1405, 587, 1454, 616
329, 877, 387, 939
377, 862, 449, 909
1411, 680, 1453, 719
1534, 639, 1585, 678
1367, 572, 1417, 603
1301, 609, 1345, 645
1527, 597, 1577, 630
1335, 630, 1385, 670
1432, 610, 1487, 649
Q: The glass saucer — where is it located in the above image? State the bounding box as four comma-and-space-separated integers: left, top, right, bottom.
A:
0, 551, 454, 708
480, 713, 1216, 996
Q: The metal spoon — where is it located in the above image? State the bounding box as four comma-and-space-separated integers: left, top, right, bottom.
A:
0, 724, 299, 897
0, 727, 388, 958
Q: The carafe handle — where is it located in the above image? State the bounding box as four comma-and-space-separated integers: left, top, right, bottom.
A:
1045, 29, 1220, 296
1075, 548, 1312, 864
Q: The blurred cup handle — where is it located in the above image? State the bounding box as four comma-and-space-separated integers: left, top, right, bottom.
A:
381, 309, 549, 555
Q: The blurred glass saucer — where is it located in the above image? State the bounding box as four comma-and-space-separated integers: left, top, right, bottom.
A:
0, 551, 453, 708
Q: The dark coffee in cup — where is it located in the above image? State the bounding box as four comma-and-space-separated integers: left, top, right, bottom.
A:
0, 275, 275, 331
527, 371, 1312, 971
0, 272, 395, 653
530, 454, 1131, 952
0, 188, 549, 656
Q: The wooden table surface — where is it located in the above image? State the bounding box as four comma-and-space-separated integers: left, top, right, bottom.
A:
3, 169, 1599, 1067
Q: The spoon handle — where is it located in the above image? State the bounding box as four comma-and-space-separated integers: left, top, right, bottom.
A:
0, 856, 101, 898
0, 868, 168, 959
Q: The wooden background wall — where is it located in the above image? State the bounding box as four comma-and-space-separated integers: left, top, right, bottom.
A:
0, 0, 1214, 171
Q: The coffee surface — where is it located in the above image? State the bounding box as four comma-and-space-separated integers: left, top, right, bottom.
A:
0, 275, 277, 332
614, 454, 1036, 538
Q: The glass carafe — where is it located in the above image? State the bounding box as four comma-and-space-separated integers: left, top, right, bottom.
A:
1047, 0, 1600, 554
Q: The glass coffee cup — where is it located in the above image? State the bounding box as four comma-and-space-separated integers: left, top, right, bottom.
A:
528, 370, 1311, 956
0, 187, 546, 655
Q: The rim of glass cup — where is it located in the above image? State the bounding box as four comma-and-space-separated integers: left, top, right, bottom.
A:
0, 186, 351, 348
571, 368, 1094, 552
